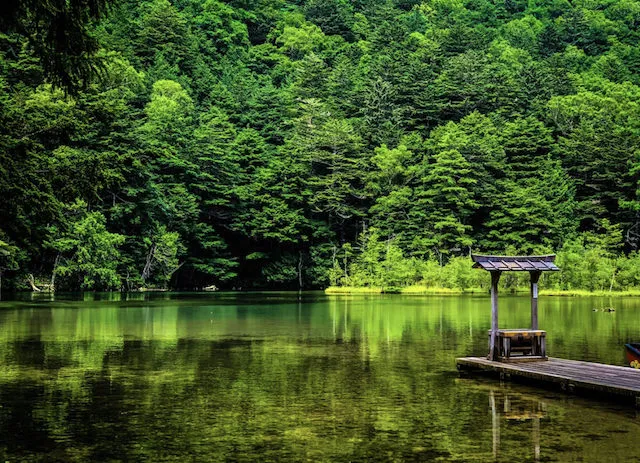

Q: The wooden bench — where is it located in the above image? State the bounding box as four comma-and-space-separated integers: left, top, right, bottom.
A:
488, 329, 547, 362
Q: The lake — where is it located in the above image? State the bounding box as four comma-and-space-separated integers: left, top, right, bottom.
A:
1, 292, 639, 462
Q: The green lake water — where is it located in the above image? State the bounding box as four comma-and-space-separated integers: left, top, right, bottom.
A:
1, 292, 640, 462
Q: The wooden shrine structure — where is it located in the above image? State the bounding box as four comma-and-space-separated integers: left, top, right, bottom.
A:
459, 254, 640, 407
471, 254, 560, 362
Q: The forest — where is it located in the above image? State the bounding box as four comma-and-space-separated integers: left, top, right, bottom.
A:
1, 0, 640, 291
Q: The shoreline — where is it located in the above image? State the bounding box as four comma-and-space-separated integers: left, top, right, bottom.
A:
325, 286, 640, 297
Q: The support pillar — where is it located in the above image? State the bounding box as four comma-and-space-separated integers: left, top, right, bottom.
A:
530, 271, 541, 330
489, 271, 501, 361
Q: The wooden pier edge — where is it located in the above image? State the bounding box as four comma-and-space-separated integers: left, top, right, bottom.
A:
456, 357, 640, 407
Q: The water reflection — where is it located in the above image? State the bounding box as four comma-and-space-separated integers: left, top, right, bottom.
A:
489, 388, 547, 461
459, 376, 640, 462
0, 294, 639, 461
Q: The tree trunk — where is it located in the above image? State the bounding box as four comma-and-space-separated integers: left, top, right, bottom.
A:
141, 243, 156, 285
386, 235, 392, 273
609, 267, 617, 293
298, 250, 303, 290
50, 253, 60, 292
166, 261, 185, 281
343, 252, 349, 281
27, 274, 41, 292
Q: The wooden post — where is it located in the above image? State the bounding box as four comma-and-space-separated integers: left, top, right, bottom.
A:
530, 271, 541, 330
489, 271, 501, 361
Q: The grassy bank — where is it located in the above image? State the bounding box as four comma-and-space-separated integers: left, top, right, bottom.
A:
326, 286, 640, 297
325, 286, 486, 295
539, 289, 640, 297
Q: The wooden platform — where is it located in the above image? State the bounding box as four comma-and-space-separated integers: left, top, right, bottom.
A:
457, 357, 640, 406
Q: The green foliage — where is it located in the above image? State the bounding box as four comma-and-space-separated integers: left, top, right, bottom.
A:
415, 148, 477, 257
3, 0, 640, 291
0, 0, 111, 92
46, 200, 125, 290
548, 74, 640, 228
276, 15, 328, 59
0, 236, 22, 286
137, 0, 193, 68
141, 226, 184, 288
304, 0, 355, 40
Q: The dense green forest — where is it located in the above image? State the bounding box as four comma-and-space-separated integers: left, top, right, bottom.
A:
2, 0, 640, 291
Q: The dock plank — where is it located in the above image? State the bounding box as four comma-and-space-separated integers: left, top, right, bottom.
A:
456, 357, 640, 405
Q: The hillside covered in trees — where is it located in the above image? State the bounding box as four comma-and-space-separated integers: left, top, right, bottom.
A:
2, 0, 640, 291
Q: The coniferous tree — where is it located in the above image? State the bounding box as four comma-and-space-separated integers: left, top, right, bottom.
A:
412, 149, 477, 260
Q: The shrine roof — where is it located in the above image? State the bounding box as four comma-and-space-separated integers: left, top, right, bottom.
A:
471, 254, 559, 272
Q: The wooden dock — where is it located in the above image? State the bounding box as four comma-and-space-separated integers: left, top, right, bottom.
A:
457, 357, 640, 406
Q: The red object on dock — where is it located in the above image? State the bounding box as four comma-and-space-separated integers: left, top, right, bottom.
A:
625, 343, 640, 368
